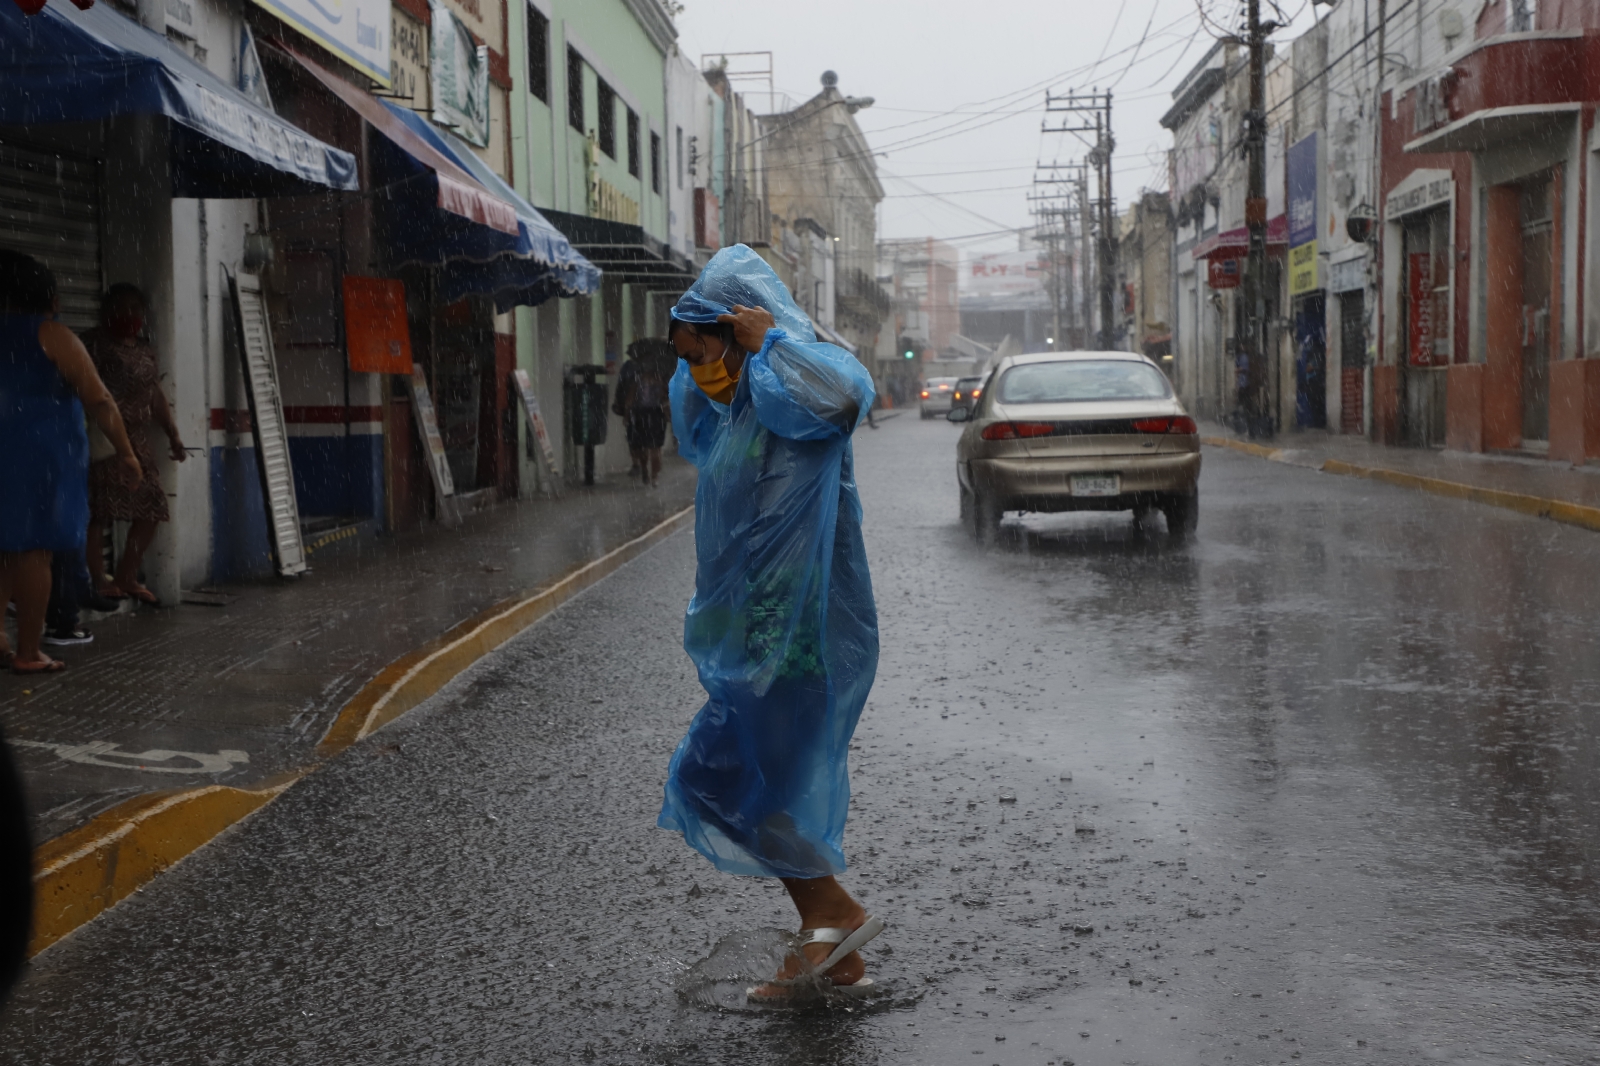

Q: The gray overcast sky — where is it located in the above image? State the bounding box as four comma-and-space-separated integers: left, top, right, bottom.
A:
676, 0, 1319, 256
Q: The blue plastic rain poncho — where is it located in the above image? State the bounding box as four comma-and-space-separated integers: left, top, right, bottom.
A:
658, 245, 879, 879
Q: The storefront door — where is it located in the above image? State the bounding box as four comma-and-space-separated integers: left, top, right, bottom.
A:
1400, 209, 1449, 447
1338, 290, 1365, 434
1294, 293, 1326, 428
1519, 177, 1552, 443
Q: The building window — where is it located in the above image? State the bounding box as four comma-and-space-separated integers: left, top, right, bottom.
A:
596, 80, 616, 157
566, 47, 583, 131
675, 126, 684, 188
626, 109, 640, 178
526, 4, 549, 103
650, 131, 661, 193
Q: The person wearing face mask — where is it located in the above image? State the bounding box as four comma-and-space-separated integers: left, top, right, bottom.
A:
660, 245, 884, 999
81, 284, 187, 606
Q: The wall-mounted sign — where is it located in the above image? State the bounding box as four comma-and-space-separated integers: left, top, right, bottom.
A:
430, 0, 488, 148
1385, 169, 1453, 220
1207, 257, 1241, 290
389, 7, 430, 112
1287, 132, 1319, 296
342, 276, 412, 374
248, 0, 390, 87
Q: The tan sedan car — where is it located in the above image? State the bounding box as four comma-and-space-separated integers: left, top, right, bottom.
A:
948, 351, 1201, 540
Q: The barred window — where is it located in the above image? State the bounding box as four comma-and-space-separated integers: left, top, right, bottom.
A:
526, 4, 549, 103
566, 47, 582, 131
650, 131, 661, 194
597, 80, 616, 157
626, 109, 640, 178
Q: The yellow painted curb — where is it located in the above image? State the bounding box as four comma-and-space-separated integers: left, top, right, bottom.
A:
27, 503, 694, 957
1320, 459, 1600, 533
1201, 435, 1284, 461
318, 503, 696, 754
29, 775, 298, 955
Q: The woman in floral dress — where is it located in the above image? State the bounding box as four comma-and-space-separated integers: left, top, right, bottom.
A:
82, 285, 187, 605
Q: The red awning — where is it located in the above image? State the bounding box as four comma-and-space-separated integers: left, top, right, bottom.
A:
282, 46, 519, 236
1192, 215, 1288, 260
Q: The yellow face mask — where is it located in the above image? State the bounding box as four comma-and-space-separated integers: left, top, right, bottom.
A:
690, 357, 740, 405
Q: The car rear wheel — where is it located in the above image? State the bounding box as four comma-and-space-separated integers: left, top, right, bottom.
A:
970, 489, 1003, 544
1162, 492, 1199, 539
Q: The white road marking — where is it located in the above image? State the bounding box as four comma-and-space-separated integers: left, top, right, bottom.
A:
10, 739, 250, 774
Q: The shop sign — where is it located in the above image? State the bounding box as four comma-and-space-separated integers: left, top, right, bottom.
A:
390, 8, 430, 112
408, 362, 457, 499
1288, 133, 1319, 296
1329, 255, 1367, 294
511, 369, 561, 497
430, 0, 489, 148
1207, 257, 1241, 290
1385, 169, 1452, 220
248, 0, 390, 87
1407, 252, 1440, 367
342, 276, 412, 374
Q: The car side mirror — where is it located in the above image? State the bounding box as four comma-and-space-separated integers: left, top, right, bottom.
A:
946, 407, 969, 423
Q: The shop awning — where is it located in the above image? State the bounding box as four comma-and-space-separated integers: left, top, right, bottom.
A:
0, 0, 356, 197
1191, 215, 1288, 260
810, 317, 857, 355
541, 209, 698, 290
379, 102, 600, 304
1404, 102, 1581, 155
283, 45, 516, 235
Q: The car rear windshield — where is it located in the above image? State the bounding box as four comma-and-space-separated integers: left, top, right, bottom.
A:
997, 360, 1171, 404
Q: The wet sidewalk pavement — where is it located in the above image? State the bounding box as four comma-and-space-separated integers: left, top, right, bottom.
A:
1203, 422, 1600, 518
1, 464, 696, 844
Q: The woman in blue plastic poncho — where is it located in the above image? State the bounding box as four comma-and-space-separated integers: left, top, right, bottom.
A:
658, 246, 884, 994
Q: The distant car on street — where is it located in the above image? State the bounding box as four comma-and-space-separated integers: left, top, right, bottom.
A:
919, 377, 959, 419
947, 351, 1200, 541
950, 375, 986, 416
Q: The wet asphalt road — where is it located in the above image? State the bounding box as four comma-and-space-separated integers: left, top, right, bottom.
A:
4, 415, 1600, 1065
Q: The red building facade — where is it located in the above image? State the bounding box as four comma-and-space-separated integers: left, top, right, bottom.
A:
1380, 7, 1600, 462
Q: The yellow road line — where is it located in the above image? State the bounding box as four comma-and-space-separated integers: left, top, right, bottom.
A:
30, 775, 299, 955
1200, 435, 1284, 461
1203, 436, 1600, 534
1320, 459, 1600, 533
29, 504, 695, 956
317, 504, 695, 754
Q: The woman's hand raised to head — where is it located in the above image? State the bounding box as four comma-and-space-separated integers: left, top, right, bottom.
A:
716, 305, 776, 354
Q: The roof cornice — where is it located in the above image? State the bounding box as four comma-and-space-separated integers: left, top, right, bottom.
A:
621, 0, 677, 56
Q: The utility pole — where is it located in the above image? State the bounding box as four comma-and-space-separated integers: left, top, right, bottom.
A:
1242, 0, 1278, 438
1032, 162, 1087, 350
1044, 90, 1115, 349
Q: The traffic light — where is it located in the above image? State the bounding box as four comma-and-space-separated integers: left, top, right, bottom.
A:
899, 336, 916, 360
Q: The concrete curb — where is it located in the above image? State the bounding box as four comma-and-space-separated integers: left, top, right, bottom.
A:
1202, 436, 1600, 534
28, 504, 695, 957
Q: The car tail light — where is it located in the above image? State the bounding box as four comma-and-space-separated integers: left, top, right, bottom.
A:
981, 421, 1056, 441
972, 389, 982, 397
1131, 415, 1199, 434
920, 390, 930, 399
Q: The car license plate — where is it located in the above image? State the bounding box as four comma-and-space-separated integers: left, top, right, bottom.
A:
1071, 474, 1120, 497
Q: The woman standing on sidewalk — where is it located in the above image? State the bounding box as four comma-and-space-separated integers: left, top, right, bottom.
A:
82, 284, 187, 606
658, 245, 883, 995
0, 251, 140, 674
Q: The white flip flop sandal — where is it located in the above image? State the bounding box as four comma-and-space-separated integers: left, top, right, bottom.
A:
746, 916, 886, 1001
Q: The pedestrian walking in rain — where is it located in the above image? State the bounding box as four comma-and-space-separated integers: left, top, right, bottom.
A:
0, 251, 139, 674
616, 339, 670, 485
659, 245, 884, 997
81, 284, 188, 606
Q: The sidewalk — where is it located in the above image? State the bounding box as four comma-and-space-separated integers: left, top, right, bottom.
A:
1202, 424, 1600, 531
3, 463, 697, 847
